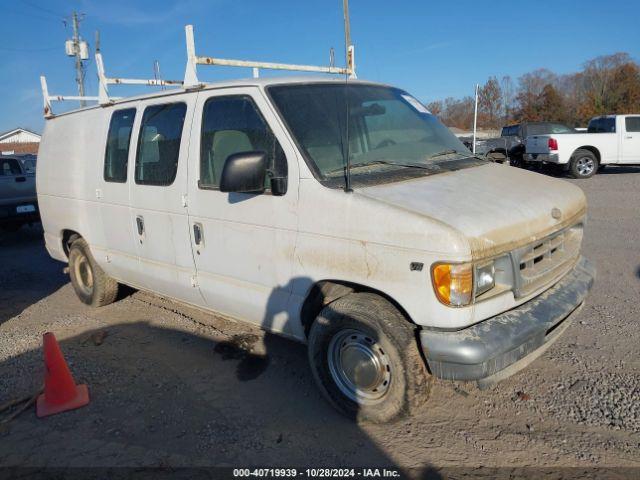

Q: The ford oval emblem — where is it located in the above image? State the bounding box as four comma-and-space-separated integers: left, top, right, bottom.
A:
551, 208, 562, 220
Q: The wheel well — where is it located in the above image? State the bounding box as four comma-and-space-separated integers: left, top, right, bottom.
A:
61, 229, 82, 258
573, 146, 601, 163
299, 280, 415, 337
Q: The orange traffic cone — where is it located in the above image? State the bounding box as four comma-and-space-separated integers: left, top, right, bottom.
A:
36, 332, 90, 418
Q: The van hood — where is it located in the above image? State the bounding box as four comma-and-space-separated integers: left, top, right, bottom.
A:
356, 163, 586, 259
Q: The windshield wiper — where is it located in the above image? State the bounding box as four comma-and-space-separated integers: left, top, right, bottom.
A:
426, 149, 466, 160
325, 160, 441, 175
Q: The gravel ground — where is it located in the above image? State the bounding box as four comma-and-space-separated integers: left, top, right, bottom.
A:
0, 165, 639, 474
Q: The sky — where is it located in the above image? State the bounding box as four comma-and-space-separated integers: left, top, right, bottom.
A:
1, 0, 639, 134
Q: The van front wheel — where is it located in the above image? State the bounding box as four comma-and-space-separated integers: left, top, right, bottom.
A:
68, 238, 119, 307
307, 293, 431, 423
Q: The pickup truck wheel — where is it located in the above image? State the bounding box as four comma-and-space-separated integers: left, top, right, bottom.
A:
68, 238, 119, 307
308, 292, 431, 423
569, 149, 598, 178
509, 155, 523, 168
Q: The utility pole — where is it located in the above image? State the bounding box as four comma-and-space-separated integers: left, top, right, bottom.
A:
68, 11, 87, 106
72, 12, 85, 106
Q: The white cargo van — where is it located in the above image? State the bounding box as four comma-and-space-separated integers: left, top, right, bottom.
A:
38, 76, 595, 422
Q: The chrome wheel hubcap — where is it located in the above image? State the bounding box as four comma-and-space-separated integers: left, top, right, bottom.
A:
328, 329, 391, 404
74, 255, 94, 296
576, 157, 595, 176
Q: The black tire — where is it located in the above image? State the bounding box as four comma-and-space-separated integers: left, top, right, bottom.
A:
68, 238, 119, 307
569, 149, 598, 179
308, 292, 431, 423
509, 154, 523, 168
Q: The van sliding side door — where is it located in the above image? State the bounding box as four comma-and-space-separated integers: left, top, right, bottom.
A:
128, 94, 204, 306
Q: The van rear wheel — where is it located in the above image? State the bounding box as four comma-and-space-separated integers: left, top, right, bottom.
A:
68, 238, 119, 307
307, 292, 431, 423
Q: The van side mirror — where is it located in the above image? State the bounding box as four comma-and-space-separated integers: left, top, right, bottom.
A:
219, 151, 267, 194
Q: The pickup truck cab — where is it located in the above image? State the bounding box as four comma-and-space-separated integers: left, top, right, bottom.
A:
38, 77, 595, 422
525, 115, 640, 178
0, 155, 39, 232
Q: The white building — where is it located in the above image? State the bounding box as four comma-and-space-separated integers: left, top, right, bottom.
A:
0, 127, 41, 144
0, 128, 41, 155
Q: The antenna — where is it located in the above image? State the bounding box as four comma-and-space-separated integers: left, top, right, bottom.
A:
343, 0, 354, 192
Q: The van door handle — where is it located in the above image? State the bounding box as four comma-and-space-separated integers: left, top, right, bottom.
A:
193, 223, 203, 246
15, 176, 26, 183
136, 216, 144, 236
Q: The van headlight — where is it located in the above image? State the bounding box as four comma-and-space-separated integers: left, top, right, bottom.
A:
431, 261, 495, 307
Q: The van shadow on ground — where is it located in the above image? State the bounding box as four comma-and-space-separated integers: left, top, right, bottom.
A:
0, 318, 440, 476
0, 224, 67, 326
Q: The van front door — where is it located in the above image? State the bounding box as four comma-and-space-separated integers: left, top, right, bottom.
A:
186, 88, 302, 339
129, 96, 203, 306
622, 116, 640, 163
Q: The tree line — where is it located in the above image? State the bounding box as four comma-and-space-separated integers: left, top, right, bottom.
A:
426, 53, 640, 130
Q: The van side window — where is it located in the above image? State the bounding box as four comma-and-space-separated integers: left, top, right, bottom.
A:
104, 108, 136, 183
199, 95, 284, 189
135, 102, 187, 186
625, 117, 640, 132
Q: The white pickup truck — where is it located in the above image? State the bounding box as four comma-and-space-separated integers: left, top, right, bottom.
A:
525, 114, 640, 178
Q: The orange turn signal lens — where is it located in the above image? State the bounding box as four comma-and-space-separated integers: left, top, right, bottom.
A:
432, 263, 473, 306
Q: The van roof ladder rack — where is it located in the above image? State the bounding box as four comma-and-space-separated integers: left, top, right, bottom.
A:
40, 0, 356, 117
40, 51, 183, 117
183, 24, 356, 88
95, 51, 183, 105
40, 75, 102, 118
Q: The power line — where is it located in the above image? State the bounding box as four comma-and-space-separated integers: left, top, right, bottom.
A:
0, 7, 59, 22
19, 0, 65, 18
0, 46, 59, 53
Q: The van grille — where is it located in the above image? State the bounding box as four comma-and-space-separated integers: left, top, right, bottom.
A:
511, 224, 583, 298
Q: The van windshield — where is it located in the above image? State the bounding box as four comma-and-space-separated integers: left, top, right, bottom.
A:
268, 84, 475, 185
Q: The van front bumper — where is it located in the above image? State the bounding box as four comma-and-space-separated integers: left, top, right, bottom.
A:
419, 257, 595, 387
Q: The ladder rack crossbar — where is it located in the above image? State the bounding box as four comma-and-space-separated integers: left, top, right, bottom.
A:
104, 77, 183, 86
183, 24, 356, 87
194, 55, 350, 75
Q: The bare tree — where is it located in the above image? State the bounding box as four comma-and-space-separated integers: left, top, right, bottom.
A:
500, 75, 515, 123
429, 52, 639, 128
479, 77, 502, 129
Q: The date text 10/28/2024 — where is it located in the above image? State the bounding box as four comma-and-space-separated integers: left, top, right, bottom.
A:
233, 468, 401, 478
